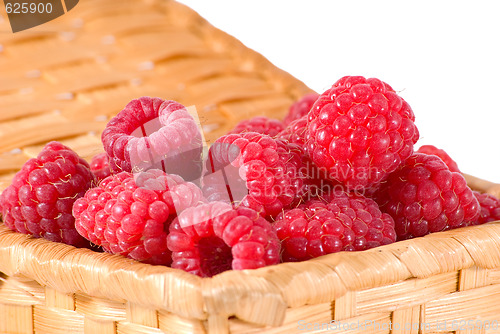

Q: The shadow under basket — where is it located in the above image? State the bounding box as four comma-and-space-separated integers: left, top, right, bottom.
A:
1, 0, 500, 333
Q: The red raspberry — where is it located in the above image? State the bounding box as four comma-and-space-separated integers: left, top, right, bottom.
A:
89, 152, 112, 182
374, 153, 480, 240
283, 93, 319, 126
101, 97, 202, 181
281, 138, 334, 206
306, 76, 419, 190
167, 201, 280, 277
72, 169, 205, 265
0, 141, 94, 247
417, 145, 460, 173
227, 116, 284, 137
473, 191, 500, 224
276, 118, 336, 203
203, 132, 298, 218
277, 116, 308, 146
273, 190, 396, 262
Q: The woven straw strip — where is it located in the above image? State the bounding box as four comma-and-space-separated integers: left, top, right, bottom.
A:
458, 266, 488, 291
228, 302, 332, 334
0, 275, 44, 306
84, 318, 115, 334
34, 305, 84, 334
126, 304, 158, 328
425, 284, 500, 322
355, 272, 458, 314
158, 311, 206, 334
391, 306, 421, 334
76, 294, 127, 321
45, 287, 75, 310
0, 303, 34, 334
117, 322, 165, 334
486, 267, 500, 285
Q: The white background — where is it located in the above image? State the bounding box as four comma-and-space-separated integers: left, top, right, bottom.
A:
178, 0, 500, 183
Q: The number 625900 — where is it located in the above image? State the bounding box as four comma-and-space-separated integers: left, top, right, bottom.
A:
6, 2, 53, 14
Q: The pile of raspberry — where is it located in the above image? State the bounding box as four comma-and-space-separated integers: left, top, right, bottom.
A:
1, 76, 498, 278
256, 76, 497, 246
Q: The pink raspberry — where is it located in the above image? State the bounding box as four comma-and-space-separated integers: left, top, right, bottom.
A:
306, 76, 419, 190
167, 201, 280, 277
273, 190, 396, 262
280, 138, 334, 206
283, 93, 319, 126
72, 169, 205, 265
89, 152, 112, 182
203, 132, 296, 218
277, 116, 308, 146
374, 153, 480, 240
227, 116, 284, 137
101, 97, 203, 182
276, 117, 337, 203
473, 191, 500, 224
417, 145, 460, 173
0, 141, 94, 247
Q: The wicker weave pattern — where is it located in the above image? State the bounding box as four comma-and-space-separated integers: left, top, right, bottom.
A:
1, 1, 500, 333
0, 0, 311, 193
2, 222, 500, 334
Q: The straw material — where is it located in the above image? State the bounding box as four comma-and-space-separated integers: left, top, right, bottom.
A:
1, 1, 500, 333
0, 0, 312, 193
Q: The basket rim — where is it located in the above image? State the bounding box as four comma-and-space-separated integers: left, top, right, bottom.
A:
2, 216, 500, 326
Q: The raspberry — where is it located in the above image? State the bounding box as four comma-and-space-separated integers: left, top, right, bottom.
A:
101, 97, 203, 182
167, 201, 280, 277
305, 76, 419, 190
227, 116, 284, 137
277, 116, 308, 146
276, 118, 335, 203
73, 169, 205, 265
374, 153, 480, 240
473, 191, 500, 224
0, 141, 94, 247
89, 152, 112, 182
283, 93, 319, 126
203, 132, 302, 218
273, 190, 396, 262
417, 145, 460, 173
281, 138, 333, 206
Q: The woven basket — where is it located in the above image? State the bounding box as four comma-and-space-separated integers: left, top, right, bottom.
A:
1, 1, 500, 333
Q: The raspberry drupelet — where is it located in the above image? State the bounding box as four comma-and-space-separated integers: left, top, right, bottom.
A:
0, 141, 95, 247
374, 153, 480, 240
473, 191, 500, 224
305, 76, 419, 190
283, 93, 319, 126
280, 138, 334, 206
89, 152, 112, 182
167, 201, 280, 277
277, 116, 308, 147
417, 144, 460, 173
72, 169, 205, 265
227, 116, 284, 138
273, 189, 396, 262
